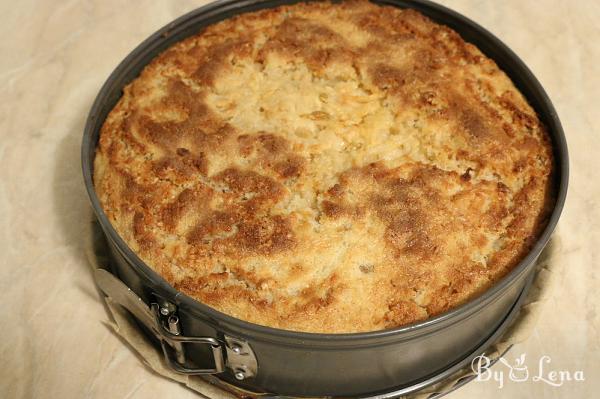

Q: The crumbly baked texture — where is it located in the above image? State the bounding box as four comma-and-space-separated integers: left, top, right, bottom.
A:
94, 0, 555, 333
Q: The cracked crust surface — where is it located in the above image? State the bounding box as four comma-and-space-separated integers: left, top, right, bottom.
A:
93, 0, 556, 333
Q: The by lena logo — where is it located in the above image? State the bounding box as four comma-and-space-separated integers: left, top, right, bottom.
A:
471, 353, 585, 388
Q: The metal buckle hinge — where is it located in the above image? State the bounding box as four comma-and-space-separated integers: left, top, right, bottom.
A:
152, 302, 226, 375
95, 269, 257, 379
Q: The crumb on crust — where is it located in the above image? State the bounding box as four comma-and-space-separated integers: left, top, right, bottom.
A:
94, 0, 555, 333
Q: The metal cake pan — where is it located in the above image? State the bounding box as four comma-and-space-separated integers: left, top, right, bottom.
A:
81, 0, 568, 397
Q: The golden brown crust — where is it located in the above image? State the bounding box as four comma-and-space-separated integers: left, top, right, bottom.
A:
93, 0, 556, 332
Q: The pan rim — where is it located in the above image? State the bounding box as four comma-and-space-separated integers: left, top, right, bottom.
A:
81, 0, 568, 342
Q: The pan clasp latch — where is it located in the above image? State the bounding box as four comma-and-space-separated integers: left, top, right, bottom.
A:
95, 269, 257, 379
151, 302, 226, 375
223, 336, 258, 381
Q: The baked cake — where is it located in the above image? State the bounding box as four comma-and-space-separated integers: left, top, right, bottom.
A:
94, 0, 555, 333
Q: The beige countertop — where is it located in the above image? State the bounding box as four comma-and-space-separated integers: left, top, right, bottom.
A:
1, 1, 598, 398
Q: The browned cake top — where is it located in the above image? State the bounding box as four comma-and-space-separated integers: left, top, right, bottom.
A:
94, 0, 555, 333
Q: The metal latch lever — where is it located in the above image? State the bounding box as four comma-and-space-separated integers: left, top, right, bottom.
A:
94, 269, 256, 378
